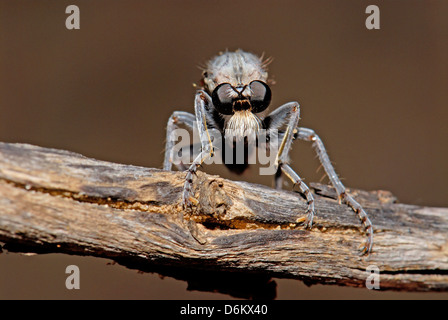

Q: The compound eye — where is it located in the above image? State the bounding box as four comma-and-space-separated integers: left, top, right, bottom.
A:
249, 80, 271, 113
211, 83, 234, 115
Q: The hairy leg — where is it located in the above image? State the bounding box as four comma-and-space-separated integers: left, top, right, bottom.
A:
182, 91, 215, 208
296, 127, 373, 254
265, 102, 315, 227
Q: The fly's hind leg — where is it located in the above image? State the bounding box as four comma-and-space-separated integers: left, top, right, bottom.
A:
296, 127, 374, 255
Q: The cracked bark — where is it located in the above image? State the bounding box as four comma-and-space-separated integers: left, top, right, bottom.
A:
0, 142, 447, 296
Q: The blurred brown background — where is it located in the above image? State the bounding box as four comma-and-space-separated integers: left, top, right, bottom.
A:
0, 0, 447, 299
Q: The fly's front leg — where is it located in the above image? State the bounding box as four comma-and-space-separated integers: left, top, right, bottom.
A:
266, 102, 315, 228
183, 91, 215, 209
281, 163, 315, 228
296, 127, 373, 254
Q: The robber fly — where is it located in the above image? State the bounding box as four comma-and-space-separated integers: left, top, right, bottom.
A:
163, 49, 373, 254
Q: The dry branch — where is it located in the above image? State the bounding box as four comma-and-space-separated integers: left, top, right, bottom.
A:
0, 142, 447, 294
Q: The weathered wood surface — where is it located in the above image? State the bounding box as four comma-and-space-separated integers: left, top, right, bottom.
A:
0, 142, 447, 293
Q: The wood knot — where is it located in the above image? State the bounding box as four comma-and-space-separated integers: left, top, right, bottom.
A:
196, 178, 233, 218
